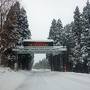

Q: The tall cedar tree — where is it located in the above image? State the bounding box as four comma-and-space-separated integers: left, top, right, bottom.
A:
72, 6, 82, 64
0, 0, 17, 64
1, 2, 31, 65
1, 2, 20, 53
49, 19, 63, 45
56, 19, 63, 45
17, 7, 31, 40
0, 2, 20, 65
81, 0, 90, 62
63, 22, 75, 62
2, 1, 31, 50
49, 19, 57, 41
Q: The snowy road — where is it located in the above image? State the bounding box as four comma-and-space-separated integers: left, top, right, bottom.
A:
0, 68, 90, 90
16, 70, 90, 90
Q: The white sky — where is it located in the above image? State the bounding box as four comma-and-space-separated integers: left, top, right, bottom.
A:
21, 0, 88, 63
21, 0, 87, 39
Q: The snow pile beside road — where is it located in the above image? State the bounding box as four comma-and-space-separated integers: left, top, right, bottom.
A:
0, 67, 26, 90
0, 67, 12, 73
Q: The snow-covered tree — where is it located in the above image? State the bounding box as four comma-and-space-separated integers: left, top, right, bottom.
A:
0, 0, 17, 32
1, 1, 31, 52
0, 1, 31, 66
49, 19, 57, 40
1, 2, 20, 54
72, 6, 82, 64
81, 0, 90, 62
17, 7, 31, 40
56, 19, 63, 45
49, 19, 63, 45
0, 2, 20, 65
0, 0, 17, 64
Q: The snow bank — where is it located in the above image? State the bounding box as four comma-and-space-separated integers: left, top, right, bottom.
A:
0, 67, 26, 90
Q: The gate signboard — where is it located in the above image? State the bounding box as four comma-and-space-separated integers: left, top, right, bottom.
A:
13, 39, 67, 54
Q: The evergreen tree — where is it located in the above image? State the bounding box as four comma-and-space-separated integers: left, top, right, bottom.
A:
64, 23, 75, 59
0, 0, 17, 64
5, 2, 20, 46
2, 1, 31, 49
0, 2, 20, 65
49, 19, 63, 45
81, 0, 90, 62
49, 19, 57, 41
17, 7, 31, 40
80, 0, 90, 72
72, 6, 82, 65
62, 22, 76, 71
1, 2, 20, 53
56, 19, 63, 45
0, 1, 31, 66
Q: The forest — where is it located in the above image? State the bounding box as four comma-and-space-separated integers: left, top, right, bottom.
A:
48, 1, 90, 73
0, 0, 31, 69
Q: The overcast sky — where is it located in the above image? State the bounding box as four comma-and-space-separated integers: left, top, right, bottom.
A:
21, 0, 87, 39
21, 0, 88, 63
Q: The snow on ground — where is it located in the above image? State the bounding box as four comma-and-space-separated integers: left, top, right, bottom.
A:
0, 67, 26, 90
0, 68, 90, 90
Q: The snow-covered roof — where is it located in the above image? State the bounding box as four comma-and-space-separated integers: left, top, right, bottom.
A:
23, 39, 54, 42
